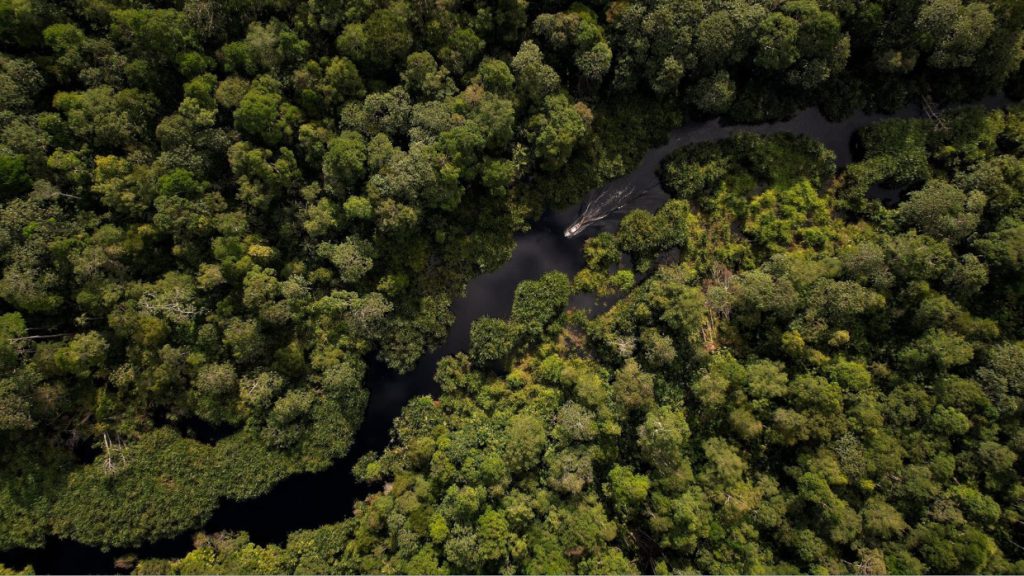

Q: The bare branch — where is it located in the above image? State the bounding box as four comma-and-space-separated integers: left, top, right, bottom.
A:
922, 94, 948, 132
9, 333, 75, 342
138, 289, 205, 324
102, 432, 130, 475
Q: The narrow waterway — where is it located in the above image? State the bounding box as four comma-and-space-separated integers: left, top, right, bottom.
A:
2, 96, 1010, 573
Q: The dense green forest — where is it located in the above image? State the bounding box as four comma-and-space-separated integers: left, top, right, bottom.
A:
1, 0, 1023, 572
138, 106, 1024, 574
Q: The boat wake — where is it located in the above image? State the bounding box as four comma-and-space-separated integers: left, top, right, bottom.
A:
564, 184, 648, 237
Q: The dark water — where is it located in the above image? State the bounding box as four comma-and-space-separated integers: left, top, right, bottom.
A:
1, 97, 1010, 573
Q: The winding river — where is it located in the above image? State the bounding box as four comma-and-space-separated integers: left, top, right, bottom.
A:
1, 96, 1011, 573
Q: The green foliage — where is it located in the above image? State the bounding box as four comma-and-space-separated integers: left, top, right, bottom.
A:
167, 123, 1024, 574
2, 0, 1024, 564
510, 272, 571, 338
322, 131, 366, 195
0, 154, 30, 198
52, 429, 223, 548
898, 180, 985, 243
469, 316, 516, 364
0, 0, 600, 552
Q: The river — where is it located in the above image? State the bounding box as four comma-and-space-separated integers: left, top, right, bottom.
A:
1, 96, 1011, 573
